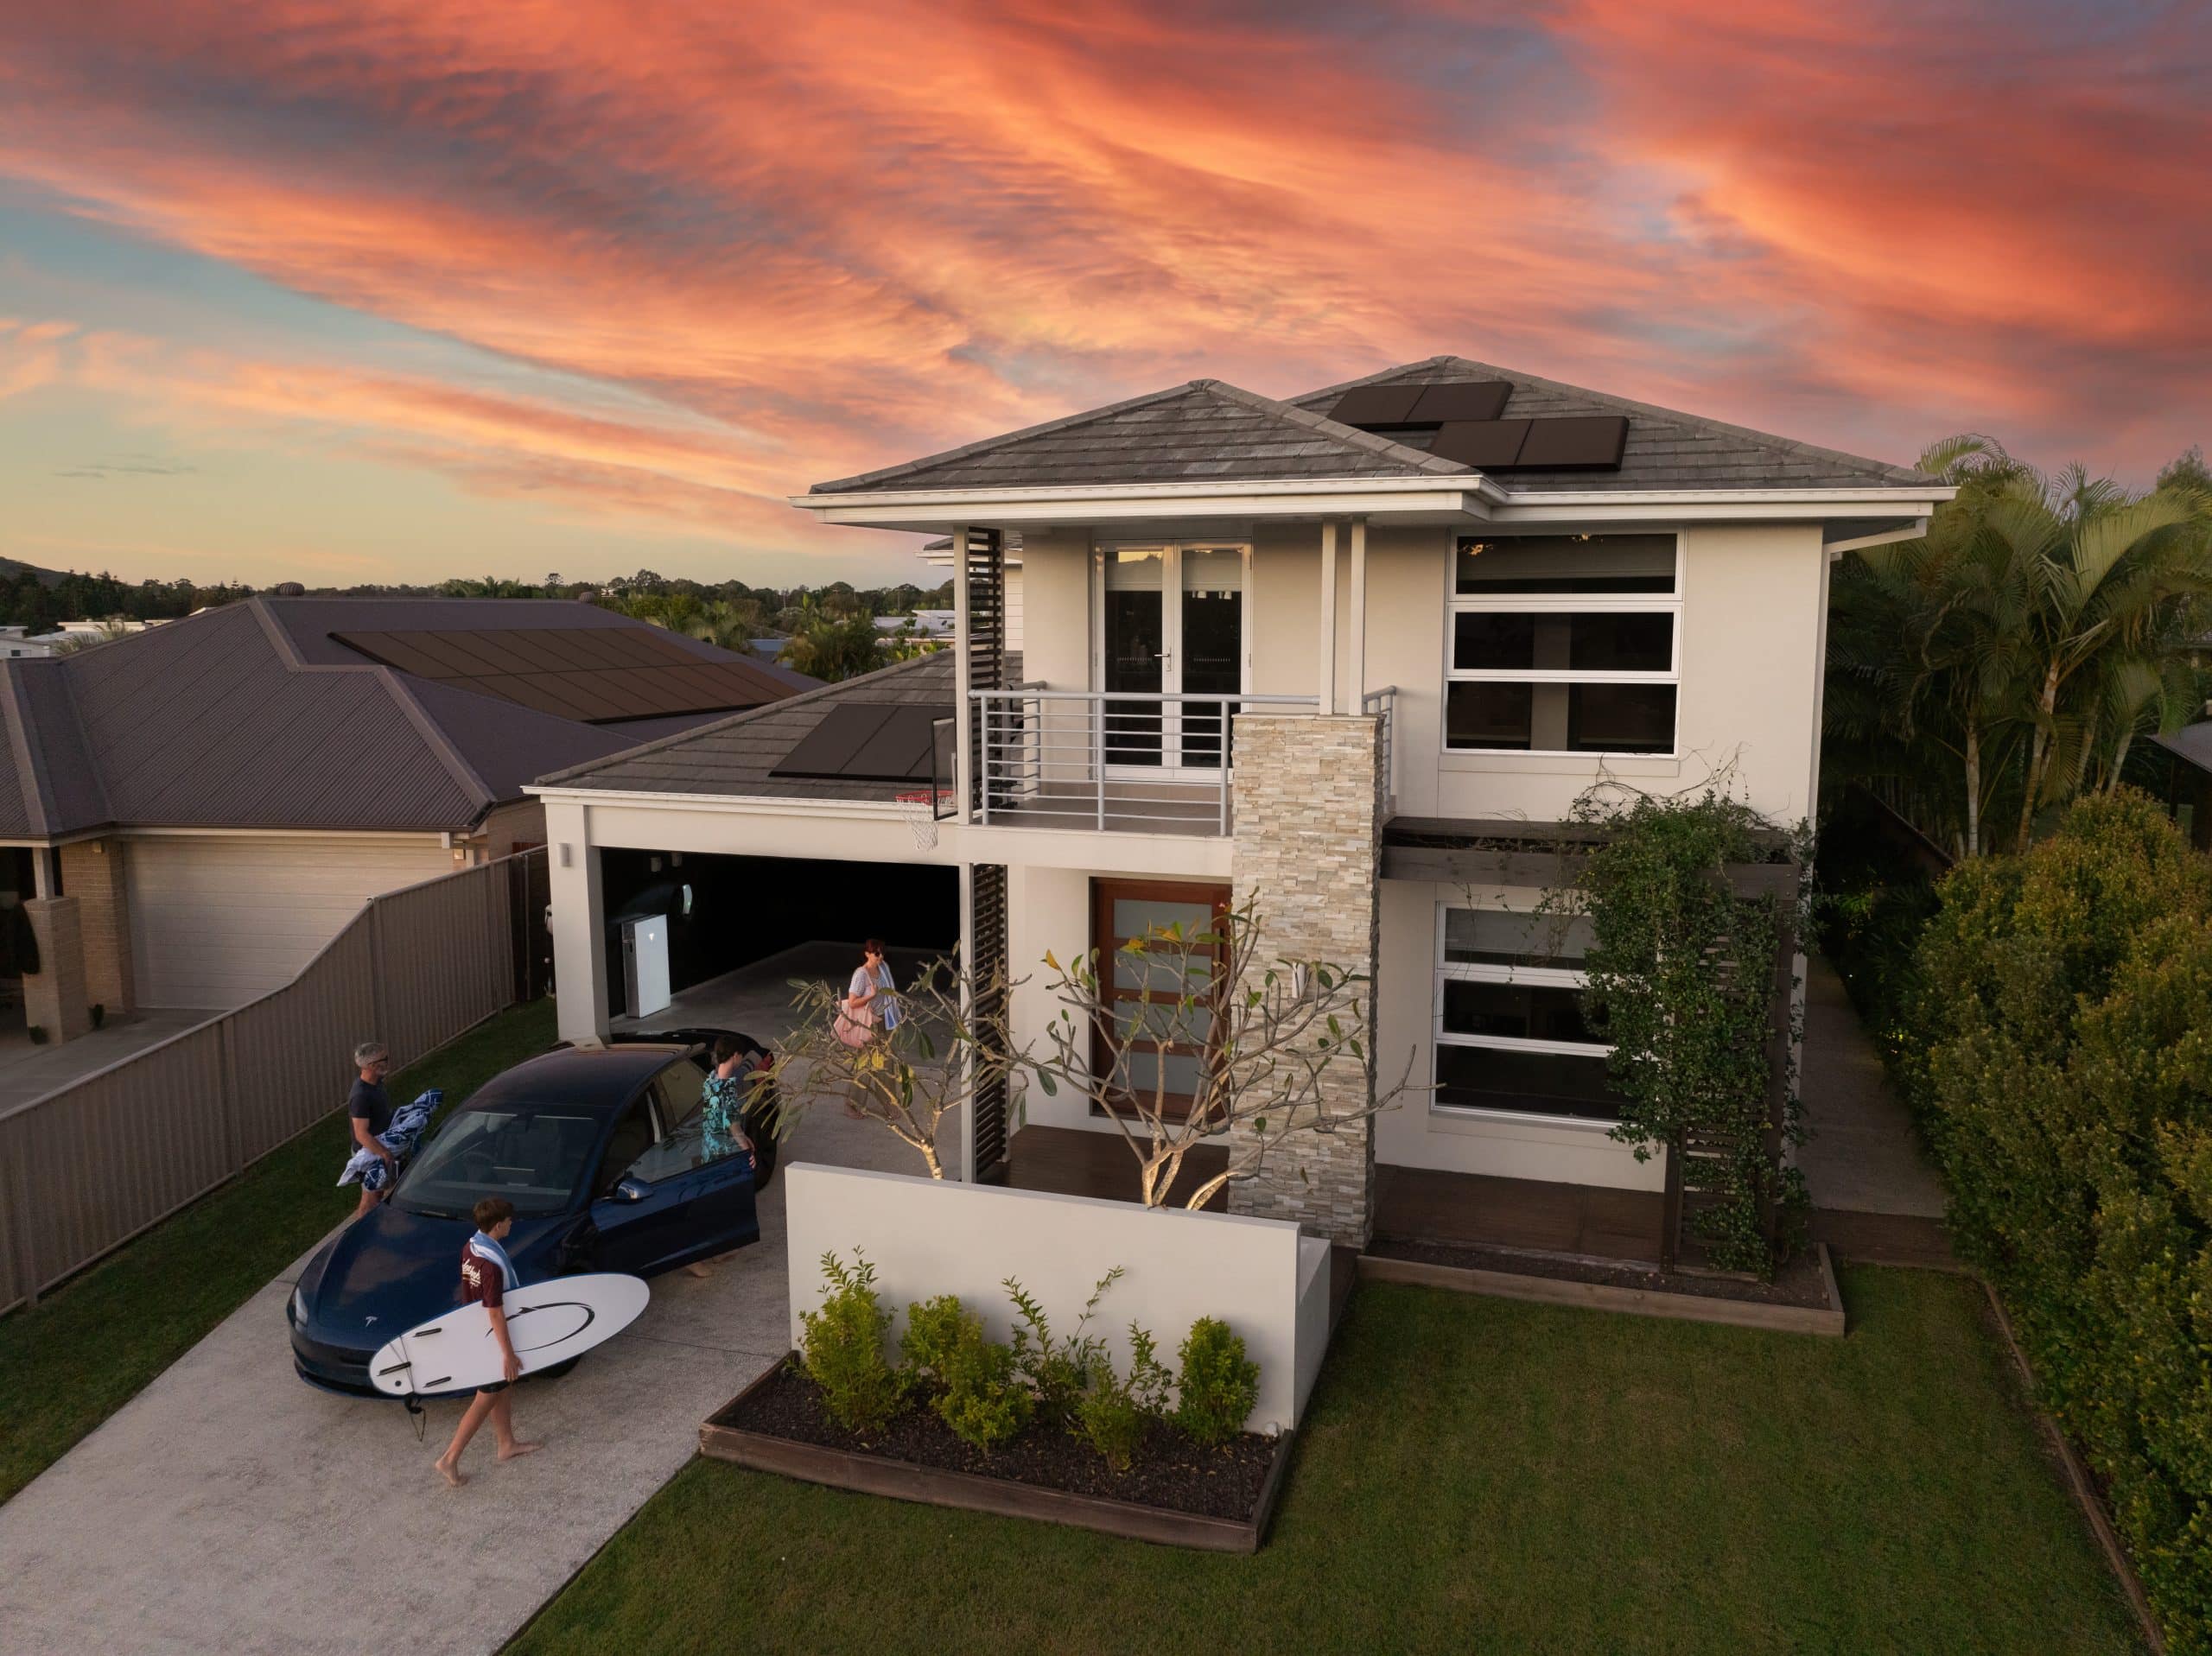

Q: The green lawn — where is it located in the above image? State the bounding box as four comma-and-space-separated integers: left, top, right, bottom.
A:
0, 998, 557, 1504
513, 1269, 2143, 1656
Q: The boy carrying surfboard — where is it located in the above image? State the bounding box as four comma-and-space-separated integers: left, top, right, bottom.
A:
433, 1197, 545, 1488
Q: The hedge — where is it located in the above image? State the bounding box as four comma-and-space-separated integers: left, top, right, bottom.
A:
1906, 791, 2212, 1648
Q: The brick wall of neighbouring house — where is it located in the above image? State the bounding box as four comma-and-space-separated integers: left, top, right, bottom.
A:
59, 838, 133, 1016
1228, 713, 1383, 1247
23, 895, 92, 1044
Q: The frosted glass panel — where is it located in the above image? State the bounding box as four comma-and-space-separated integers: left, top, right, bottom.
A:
1111, 897, 1215, 939
1122, 1049, 1205, 1098
1444, 909, 1592, 968
1181, 547, 1243, 593
1104, 549, 1166, 591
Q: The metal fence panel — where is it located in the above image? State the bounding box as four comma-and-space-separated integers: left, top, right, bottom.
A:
0, 848, 546, 1313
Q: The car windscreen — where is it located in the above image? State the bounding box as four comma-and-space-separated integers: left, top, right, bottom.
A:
392, 1106, 603, 1217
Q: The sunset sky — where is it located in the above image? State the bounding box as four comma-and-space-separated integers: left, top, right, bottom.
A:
2, 1, 2206, 590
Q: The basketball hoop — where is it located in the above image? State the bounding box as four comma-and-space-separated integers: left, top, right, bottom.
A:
894, 790, 953, 849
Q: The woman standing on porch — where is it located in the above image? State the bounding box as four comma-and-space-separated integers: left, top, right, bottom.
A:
845, 940, 899, 1034
836, 941, 898, 1120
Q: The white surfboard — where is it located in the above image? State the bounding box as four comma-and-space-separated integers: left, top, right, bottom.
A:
369, 1272, 651, 1398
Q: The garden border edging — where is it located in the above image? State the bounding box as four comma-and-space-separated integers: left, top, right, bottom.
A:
1357, 1241, 1847, 1336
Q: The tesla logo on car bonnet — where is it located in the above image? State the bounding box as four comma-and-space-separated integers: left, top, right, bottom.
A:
364, 1315, 378, 1325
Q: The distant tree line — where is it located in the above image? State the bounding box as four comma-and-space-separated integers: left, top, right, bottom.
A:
0, 569, 256, 632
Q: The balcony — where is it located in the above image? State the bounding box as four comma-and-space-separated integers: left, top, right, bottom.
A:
963, 685, 1392, 836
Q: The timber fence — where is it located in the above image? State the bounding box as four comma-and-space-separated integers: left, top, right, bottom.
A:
0, 847, 550, 1314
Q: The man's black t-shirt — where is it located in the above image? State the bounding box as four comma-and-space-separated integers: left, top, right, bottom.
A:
347, 1077, 391, 1139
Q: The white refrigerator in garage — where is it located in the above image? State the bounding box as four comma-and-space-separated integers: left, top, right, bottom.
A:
620, 913, 671, 1018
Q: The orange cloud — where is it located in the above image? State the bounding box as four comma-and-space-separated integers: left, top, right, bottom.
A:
0, 0, 2204, 579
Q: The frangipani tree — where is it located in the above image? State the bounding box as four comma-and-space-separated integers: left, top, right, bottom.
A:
772, 954, 1021, 1181
1031, 898, 1420, 1211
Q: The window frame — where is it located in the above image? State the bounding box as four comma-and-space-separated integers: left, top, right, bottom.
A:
1431, 901, 1621, 1129
1442, 530, 1684, 759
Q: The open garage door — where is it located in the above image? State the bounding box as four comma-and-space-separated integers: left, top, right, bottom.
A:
599, 850, 958, 1022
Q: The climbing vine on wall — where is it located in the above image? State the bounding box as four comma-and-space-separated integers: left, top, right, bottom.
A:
1546, 784, 1808, 1278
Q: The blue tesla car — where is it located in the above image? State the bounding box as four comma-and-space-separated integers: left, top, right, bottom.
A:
288, 1029, 778, 1397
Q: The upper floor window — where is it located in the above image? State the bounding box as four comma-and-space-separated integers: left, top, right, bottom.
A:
1446, 534, 1680, 756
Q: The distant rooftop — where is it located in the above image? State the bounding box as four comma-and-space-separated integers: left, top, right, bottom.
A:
0, 597, 817, 840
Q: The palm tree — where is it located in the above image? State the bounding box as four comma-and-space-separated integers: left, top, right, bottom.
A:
1826, 437, 2212, 855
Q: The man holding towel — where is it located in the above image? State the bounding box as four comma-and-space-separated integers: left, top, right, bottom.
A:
433, 1197, 544, 1487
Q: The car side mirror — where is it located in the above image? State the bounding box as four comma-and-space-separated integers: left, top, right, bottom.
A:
610, 1177, 650, 1203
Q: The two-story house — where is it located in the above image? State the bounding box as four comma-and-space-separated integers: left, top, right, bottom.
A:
531, 356, 1949, 1254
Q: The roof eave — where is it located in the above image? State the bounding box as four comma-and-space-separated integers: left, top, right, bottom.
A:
795, 476, 1955, 532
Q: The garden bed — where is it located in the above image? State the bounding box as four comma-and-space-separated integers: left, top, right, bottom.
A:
1361, 1239, 1846, 1336
699, 1357, 1296, 1552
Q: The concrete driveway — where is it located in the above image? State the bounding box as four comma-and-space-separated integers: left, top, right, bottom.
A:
0, 944, 961, 1656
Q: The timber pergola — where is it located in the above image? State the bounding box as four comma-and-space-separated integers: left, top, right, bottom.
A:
1380, 815, 1802, 1274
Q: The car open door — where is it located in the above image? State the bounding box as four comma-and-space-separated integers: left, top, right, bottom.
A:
587, 1072, 758, 1276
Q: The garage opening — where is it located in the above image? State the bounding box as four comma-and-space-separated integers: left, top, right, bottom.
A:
600, 850, 959, 1035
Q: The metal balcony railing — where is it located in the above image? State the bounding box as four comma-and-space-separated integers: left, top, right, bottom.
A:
1362, 685, 1399, 812
968, 686, 1321, 834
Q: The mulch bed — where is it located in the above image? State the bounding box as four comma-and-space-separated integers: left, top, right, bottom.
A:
1368, 1235, 1834, 1309
721, 1361, 1280, 1522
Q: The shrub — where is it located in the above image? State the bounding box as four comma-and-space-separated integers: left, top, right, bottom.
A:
933, 1318, 1031, 1453
798, 1251, 900, 1434
1175, 1317, 1259, 1446
899, 1293, 974, 1397
1077, 1323, 1171, 1470
25, 1025, 44, 1046
1910, 792, 2212, 1649
1006, 1267, 1120, 1430
88, 1003, 105, 1030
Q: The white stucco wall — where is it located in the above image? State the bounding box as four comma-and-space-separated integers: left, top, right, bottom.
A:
785, 1163, 1332, 1432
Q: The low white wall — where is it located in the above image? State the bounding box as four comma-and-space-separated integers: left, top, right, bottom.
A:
785, 1163, 1331, 1433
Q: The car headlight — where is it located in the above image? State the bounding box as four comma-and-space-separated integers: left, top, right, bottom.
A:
290, 1285, 308, 1327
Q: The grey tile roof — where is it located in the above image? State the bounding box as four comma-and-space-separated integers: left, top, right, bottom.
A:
810, 356, 1935, 498
2154, 721, 2212, 777
811, 381, 1462, 495
0, 598, 810, 839
538, 649, 970, 802
1293, 357, 1937, 492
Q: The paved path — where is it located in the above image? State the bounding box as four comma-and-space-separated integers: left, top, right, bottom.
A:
0, 1007, 219, 1111
0, 948, 956, 1656
1796, 953, 1951, 1261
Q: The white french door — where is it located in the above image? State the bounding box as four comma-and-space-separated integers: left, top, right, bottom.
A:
1096, 545, 1248, 774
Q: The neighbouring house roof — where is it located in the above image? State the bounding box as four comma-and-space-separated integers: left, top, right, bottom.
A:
0, 598, 818, 840
810, 356, 1936, 498
536, 649, 970, 803
2153, 721, 2212, 776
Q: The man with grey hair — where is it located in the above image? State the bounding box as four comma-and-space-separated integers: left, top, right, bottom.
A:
347, 1041, 396, 1221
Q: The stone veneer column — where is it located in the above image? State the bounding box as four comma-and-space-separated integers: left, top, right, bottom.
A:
22, 896, 92, 1044
59, 838, 134, 1016
1226, 712, 1383, 1247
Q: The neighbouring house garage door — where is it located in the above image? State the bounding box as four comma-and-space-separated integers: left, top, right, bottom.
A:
124, 834, 454, 1010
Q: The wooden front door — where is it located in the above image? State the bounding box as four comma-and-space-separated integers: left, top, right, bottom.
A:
1090, 879, 1232, 1120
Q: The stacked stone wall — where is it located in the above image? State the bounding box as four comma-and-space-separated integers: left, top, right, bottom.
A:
1226, 713, 1382, 1246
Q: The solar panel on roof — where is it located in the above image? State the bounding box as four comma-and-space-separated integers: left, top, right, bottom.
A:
1430, 419, 1532, 468
1325, 384, 1425, 427
769, 702, 952, 783
1512, 415, 1630, 471
332, 627, 791, 723
1407, 381, 1511, 423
